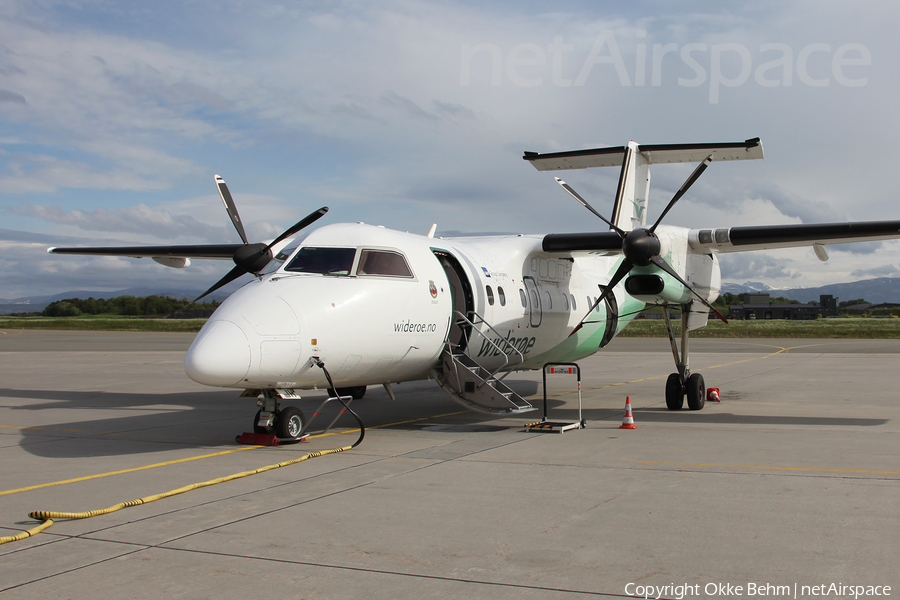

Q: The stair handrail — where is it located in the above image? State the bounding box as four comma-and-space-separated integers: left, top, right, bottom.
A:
452, 310, 525, 384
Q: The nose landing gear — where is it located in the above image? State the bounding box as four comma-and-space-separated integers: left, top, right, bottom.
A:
241, 357, 367, 447
253, 390, 308, 442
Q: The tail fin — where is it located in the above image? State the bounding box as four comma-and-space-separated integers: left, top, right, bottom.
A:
610, 141, 649, 231
523, 137, 763, 232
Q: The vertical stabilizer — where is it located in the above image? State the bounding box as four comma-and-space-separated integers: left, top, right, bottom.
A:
610, 141, 650, 232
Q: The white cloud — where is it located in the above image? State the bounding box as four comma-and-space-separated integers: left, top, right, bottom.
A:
0, 0, 898, 297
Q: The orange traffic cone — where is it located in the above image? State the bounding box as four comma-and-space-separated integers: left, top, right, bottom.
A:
619, 396, 637, 429
707, 388, 720, 403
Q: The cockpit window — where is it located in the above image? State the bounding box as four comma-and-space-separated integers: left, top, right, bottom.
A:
285, 247, 356, 275
356, 249, 413, 278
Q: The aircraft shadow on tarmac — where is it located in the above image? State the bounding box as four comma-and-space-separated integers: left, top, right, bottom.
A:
3, 383, 529, 458
4, 380, 886, 459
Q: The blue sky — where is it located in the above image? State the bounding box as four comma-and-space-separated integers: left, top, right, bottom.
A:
2, 1, 899, 298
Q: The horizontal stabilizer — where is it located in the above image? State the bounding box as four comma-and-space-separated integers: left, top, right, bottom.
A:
524, 138, 763, 171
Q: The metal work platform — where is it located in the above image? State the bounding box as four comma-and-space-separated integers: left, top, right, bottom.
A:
525, 362, 585, 433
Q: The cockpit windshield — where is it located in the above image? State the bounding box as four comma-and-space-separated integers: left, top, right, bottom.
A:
284, 247, 356, 276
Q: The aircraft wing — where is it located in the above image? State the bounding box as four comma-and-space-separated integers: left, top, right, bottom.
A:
47, 244, 242, 259
688, 221, 900, 253
541, 220, 900, 254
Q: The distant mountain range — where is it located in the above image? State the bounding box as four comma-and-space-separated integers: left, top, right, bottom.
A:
4, 277, 900, 315
723, 277, 900, 304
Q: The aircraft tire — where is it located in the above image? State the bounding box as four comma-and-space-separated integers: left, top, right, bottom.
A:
686, 373, 706, 411
665, 373, 684, 410
275, 406, 306, 440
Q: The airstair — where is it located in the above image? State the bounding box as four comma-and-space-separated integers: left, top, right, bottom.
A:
435, 311, 535, 415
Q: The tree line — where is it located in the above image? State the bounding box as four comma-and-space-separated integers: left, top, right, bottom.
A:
42, 295, 220, 317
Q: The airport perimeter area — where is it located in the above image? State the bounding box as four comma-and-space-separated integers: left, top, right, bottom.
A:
1, 331, 898, 599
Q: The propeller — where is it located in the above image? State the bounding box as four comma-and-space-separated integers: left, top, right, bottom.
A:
194, 176, 329, 302
564, 154, 726, 337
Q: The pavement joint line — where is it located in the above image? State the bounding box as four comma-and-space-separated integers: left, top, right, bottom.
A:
129, 431, 536, 549
154, 540, 618, 597
619, 460, 900, 474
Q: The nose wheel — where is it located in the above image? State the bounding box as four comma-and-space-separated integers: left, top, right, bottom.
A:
253, 392, 308, 441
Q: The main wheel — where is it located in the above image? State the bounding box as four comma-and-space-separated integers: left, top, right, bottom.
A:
275, 406, 306, 440
686, 373, 706, 410
665, 373, 685, 410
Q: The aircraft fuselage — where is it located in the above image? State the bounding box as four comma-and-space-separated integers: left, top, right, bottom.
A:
184, 222, 656, 391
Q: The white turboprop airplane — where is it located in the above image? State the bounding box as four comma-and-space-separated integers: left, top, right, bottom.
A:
49, 138, 900, 440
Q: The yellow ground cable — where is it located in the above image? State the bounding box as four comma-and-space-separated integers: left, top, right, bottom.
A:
0, 444, 352, 546
0, 519, 55, 544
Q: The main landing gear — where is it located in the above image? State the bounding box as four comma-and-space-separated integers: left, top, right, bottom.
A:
662, 303, 706, 411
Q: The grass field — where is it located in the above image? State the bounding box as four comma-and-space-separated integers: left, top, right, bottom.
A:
0, 315, 206, 332
2, 315, 900, 338
619, 317, 900, 338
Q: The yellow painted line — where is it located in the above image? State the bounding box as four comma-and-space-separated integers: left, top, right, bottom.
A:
619, 460, 900, 475
0, 410, 469, 496
550, 344, 798, 397
0, 446, 261, 497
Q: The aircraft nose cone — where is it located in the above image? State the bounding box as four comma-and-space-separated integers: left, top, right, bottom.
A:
184, 320, 251, 386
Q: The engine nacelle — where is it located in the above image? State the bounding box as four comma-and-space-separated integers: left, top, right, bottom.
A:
624, 270, 691, 305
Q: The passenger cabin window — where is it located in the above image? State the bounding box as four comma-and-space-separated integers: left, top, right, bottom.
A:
520, 289, 528, 308
285, 247, 356, 276
486, 285, 494, 306
498, 287, 506, 306
356, 249, 413, 278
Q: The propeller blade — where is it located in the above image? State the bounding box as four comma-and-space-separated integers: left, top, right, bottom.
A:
649, 155, 712, 233
216, 175, 249, 245
554, 178, 626, 237
194, 264, 247, 303
569, 259, 632, 337
265, 207, 329, 252
648, 255, 728, 323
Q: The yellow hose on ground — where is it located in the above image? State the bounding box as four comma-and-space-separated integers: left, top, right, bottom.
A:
0, 445, 351, 546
